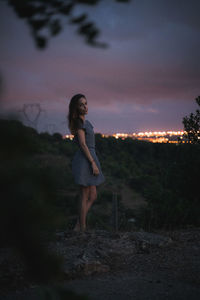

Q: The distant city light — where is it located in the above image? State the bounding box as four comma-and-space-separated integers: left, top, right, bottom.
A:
64, 130, 188, 143
64, 134, 74, 140
108, 130, 186, 143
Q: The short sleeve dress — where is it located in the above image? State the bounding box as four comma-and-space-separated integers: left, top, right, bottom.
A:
71, 118, 105, 186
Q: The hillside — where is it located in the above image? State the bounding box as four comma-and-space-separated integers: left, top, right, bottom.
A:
1, 118, 200, 232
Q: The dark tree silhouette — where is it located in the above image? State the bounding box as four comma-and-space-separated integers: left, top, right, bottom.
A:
7, 0, 131, 49
182, 96, 200, 144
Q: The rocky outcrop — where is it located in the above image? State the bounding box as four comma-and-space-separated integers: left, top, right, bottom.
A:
2, 227, 200, 297
51, 229, 173, 278
1, 228, 200, 300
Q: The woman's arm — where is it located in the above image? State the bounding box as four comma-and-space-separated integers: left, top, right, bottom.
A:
77, 129, 99, 175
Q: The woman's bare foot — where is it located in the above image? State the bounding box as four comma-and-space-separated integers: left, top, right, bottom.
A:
73, 219, 80, 232
80, 224, 86, 232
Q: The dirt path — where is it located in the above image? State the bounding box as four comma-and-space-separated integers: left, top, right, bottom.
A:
120, 184, 147, 210
1, 268, 200, 300
65, 269, 200, 300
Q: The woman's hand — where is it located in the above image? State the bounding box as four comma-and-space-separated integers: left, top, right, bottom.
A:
91, 160, 100, 176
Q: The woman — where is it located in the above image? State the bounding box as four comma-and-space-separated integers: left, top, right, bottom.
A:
68, 94, 105, 232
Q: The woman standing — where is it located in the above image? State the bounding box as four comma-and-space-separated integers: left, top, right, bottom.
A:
68, 94, 105, 232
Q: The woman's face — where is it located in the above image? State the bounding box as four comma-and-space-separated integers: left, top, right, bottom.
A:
77, 97, 88, 116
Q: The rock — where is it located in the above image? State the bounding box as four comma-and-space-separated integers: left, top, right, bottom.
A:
55, 232, 65, 240
0, 229, 175, 291
128, 231, 173, 248
53, 229, 174, 279
74, 259, 110, 276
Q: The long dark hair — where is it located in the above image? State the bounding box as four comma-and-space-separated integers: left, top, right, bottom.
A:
68, 93, 86, 134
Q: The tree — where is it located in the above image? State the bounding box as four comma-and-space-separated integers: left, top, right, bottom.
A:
7, 0, 131, 49
182, 96, 200, 144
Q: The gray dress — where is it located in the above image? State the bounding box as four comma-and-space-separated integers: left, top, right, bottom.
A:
72, 119, 105, 186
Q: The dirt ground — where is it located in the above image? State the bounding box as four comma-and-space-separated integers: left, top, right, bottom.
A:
0, 227, 200, 300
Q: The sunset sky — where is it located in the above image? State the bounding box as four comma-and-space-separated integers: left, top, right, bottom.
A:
0, 0, 200, 134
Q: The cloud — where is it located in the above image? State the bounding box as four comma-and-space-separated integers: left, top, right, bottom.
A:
0, 0, 199, 133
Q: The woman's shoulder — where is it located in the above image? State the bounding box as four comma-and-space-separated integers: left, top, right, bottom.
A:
75, 119, 93, 132
86, 119, 94, 128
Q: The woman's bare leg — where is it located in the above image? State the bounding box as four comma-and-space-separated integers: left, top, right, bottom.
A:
74, 186, 97, 232
86, 185, 97, 214
73, 187, 81, 232
74, 186, 90, 232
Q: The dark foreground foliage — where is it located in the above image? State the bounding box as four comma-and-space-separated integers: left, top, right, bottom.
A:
0, 119, 90, 299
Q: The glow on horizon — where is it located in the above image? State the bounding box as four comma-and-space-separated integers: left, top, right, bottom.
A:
64, 130, 186, 143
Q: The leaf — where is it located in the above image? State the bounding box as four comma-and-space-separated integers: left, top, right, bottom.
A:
76, 0, 99, 5
78, 22, 94, 34
58, 4, 74, 15
87, 27, 99, 41
29, 18, 49, 31
70, 14, 87, 24
49, 19, 62, 36
10, 2, 37, 19
35, 35, 47, 49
